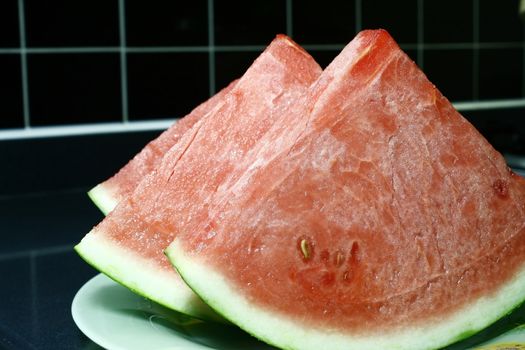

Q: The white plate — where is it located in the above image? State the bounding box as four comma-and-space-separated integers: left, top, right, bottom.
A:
72, 274, 273, 350
72, 274, 525, 350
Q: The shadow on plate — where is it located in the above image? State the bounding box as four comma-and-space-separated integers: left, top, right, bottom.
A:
91, 282, 275, 349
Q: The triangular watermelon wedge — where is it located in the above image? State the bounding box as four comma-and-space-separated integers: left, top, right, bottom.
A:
75, 35, 322, 321
88, 79, 238, 215
166, 29, 525, 349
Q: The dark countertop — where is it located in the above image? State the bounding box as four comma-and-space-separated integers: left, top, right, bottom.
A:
2, 171, 525, 350
0, 189, 103, 350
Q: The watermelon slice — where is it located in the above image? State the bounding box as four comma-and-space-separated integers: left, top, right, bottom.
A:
166, 29, 525, 349
75, 35, 322, 321
88, 79, 238, 215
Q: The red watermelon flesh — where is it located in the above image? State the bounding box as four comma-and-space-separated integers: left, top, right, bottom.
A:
166, 29, 525, 349
75, 35, 322, 320
88, 79, 238, 214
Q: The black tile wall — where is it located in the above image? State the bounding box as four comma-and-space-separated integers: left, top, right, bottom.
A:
424, 49, 474, 101
0, 0, 523, 132
464, 107, 525, 156
25, 0, 119, 47
0, 55, 23, 128
362, 0, 418, 43
126, 0, 208, 46
402, 49, 419, 65
424, 0, 473, 43
215, 51, 260, 91
479, 0, 523, 42
28, 53, 122, 125
214, 0, 286, 45
293, 0, 356, 44
127, 52, 209, 120
479, 48, 523, 99
0, 1, 19, 47
308, 50, 341, 69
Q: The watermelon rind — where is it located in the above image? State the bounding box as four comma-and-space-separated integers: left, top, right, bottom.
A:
166, 239, 525, 350
75, 231, 225, 323
87, 184, 118, 215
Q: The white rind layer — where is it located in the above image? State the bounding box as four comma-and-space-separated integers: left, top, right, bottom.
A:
87, 184, 119, 215
167, 239, 525, 350
75, 231, 224, 322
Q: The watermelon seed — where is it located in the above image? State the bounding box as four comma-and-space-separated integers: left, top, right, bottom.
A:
349, 241, 360, 263
320, 250, 330, 265
334, 250, 345, 267
300, 239, 311, 260
342, 270, 353, 283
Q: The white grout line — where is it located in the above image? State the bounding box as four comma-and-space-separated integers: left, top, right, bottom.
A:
30, 251, 39, 338
473, 0, 480, 100
0, 119, 175, 140
355, 0, 362, 33
0, 244, 74, 261
286, 0, 293, 37
0, 42, 523, 56
118, 0, 129, 122
452, 98, 525, 110
18, 0, 30, 128
208, 0, 216, 96
417, 0, 424, 68
522, 25, 525, 97
1, 98, 524, 141
127, 46, 209, 53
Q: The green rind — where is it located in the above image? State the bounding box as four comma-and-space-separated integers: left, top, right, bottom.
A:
164, 247, 283, 350
74, 231, 225, 323
87, 184, 118, 215
166, 238, 525, 350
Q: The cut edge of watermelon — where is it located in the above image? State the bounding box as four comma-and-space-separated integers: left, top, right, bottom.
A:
166, 239, 525, 350
87, 184, 118, 215
75, 231, 225, 323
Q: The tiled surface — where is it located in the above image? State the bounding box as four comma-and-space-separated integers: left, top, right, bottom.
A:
24, 0, 119, 47
0, 251, 100, 349
0, 0, 523, 129
424, 49, 474, 101
126, 0, 208, 46
361, 0, 418, 44
127, 52, 209, 120
0, 190, 103, 253
292, 0, 356, 44
464, 107, 525, 156
424, 0, 473, 43
215, 51, 260, 91
479, 0, 523, 42
0, 55, 23, 128
214, 0, 287, 45
479, 48, 523, 99
307, 50, 341, 69
0, 1, 19, 47
28, 53, 122, 125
